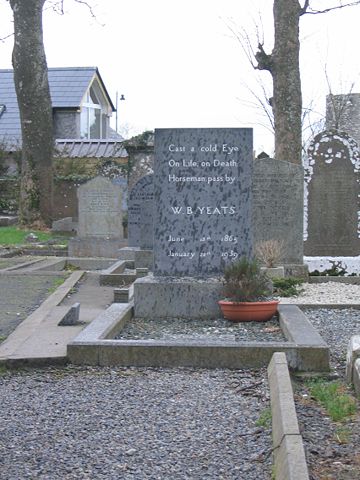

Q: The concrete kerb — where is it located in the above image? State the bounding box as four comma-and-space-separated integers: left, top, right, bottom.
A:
1, 256, 117, 273
295, 303, 360, 310
268, 352, 309, 480
68, 304, 330, 371
99, 260, 137, 286
1, 257, 49, 271
308, 276, 360, 285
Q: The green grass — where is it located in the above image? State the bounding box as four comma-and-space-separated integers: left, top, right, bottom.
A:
0, 226, 51, 245
47, 277, 66, 294
255, 407, 272, 428
0, 226, 69, 246
306, 379, 357, 422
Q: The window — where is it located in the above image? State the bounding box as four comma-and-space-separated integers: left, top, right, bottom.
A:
80, 84, 108, 139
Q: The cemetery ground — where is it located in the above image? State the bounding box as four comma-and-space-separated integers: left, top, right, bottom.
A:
0, 252, 360, 478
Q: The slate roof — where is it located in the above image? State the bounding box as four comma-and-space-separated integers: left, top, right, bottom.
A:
55, 139, 127, 158
0, 67, 115, 149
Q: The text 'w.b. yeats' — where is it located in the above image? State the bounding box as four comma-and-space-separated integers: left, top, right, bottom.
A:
154, 128, 253, 276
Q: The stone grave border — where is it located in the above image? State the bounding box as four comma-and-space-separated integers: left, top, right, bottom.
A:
67, 304, 329, 371
268, 353, 309, 480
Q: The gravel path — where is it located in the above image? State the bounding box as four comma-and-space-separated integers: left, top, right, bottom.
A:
280, 281, 360, 304
0, 367, 272, 480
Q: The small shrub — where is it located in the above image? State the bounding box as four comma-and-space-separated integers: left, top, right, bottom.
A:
222, 257, 273, 302
255, 239, 284, 268
310, 260, 348, 277
273, 277, 304, 297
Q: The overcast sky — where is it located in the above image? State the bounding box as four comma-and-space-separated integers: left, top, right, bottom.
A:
1, 0, 360, 153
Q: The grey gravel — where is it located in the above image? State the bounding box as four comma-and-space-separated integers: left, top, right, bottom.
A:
303, 307, 360, 373
0, 274, 64, 338
294, 308, 360, 479
280, 281, 360, 304
0, 367, 272, 480
116, 316, 285, 342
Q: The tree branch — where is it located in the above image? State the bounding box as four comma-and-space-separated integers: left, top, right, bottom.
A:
300, 0, 310, 15
301, 0, 360, 16
44, 0, 100, 22
255, 43, 273, 72
0, 32, 14, 43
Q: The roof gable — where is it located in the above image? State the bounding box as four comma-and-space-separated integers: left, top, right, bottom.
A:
0, 67, 115, 147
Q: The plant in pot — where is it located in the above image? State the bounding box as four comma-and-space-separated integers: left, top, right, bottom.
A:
218, 256, 279, 322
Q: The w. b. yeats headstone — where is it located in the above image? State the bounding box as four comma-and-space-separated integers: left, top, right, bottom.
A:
128, 175, 154, 249
304, 130, 360, 256
154, 128, 253, 276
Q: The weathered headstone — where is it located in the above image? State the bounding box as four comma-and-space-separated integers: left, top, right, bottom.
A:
128, 175, 154, 249
304, 130, 360, 256
68, 176, 124, 257
252, 158, 304, 264
77, 176, 122, 237
153, 128, 253, 276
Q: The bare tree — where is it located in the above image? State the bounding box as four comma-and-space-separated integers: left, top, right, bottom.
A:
251, 0, 360, 165
9, 0, 53, 226
7, 0, 96, 227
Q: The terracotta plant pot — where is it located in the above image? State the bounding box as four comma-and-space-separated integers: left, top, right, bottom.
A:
218, 300, 279, 322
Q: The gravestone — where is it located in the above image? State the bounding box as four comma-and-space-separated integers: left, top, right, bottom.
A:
128, 175, 154, 249
135, 128, 253, 318
252, 158, 304, 264
304, 130, 360, 256
68, 176, 125, 258
153, 128, 253, 276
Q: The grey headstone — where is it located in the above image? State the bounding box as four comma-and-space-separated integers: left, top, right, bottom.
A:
304, 130, 360, 256
252, 158, 304, 264
52, 217, 77, 232
153, 128, 253, 276
77, 176, 123, 238
128, 175, 154, 249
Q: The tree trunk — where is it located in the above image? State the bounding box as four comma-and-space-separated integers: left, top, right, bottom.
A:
272, 0, 302, 164
255, 0, 302, 165
10, 0, 54, 227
